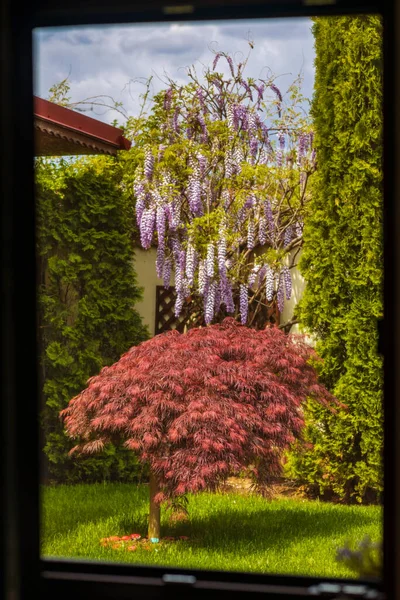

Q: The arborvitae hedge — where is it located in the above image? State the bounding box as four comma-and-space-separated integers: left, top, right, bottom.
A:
36, 156, 149, 484
286, 16, 383, 503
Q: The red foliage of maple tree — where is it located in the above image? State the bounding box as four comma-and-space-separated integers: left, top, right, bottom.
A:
61, 318, 337, 538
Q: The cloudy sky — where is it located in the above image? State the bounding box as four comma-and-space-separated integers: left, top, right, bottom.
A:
33, 17, 315, 125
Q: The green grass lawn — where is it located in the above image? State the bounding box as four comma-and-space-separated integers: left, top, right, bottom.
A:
41, 483, 381, 578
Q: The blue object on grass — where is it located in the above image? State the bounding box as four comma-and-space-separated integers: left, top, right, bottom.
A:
150, 537, 159, 543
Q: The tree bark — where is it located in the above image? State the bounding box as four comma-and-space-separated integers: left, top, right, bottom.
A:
148, 470, 161, 539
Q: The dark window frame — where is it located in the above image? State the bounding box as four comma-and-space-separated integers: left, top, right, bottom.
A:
1, 1, 397, 599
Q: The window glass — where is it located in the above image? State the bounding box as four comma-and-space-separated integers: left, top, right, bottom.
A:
34, 15, 383, 579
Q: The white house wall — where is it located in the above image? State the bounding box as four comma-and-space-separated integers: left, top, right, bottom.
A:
133, 247, 169, 337
281, 251, 306, 335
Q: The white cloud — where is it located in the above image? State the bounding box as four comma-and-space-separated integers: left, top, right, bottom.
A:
33, 17, 315, 124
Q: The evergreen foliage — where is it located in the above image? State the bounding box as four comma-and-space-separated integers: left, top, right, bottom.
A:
286, 16, 383, 503
36, 155, 149, 483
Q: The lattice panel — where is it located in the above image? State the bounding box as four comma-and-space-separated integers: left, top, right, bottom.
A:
155, 286, 203, 335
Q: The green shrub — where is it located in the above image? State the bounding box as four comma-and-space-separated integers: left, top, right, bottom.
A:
36, 156, 149, 483
286, 15, 383, 503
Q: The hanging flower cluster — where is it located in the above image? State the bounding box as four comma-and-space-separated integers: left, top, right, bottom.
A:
133, 47, 316, 327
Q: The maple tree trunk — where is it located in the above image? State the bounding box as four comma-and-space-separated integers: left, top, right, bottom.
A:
148, 470, 161, 540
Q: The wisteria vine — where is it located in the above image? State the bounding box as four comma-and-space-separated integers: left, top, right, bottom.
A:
132, 46, 316, 327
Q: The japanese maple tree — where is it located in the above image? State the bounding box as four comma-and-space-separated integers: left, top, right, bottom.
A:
61, 318, 337, 539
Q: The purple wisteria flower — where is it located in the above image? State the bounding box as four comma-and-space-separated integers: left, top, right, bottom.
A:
162, 170, 172, 186
221, 278, 235, 314
231, 104, 241, 130
248, 111, 257, 133
182, 276, 190, 299
259, 215, 267, 245
276, 149, 283, 168
217, 225, 227, 278
197, 113, 208, 142
259, 149, 269, 166
170, 199, 181, 230
198, 259, 207, 296
295, 220, 303, 238
196, 87, 206, 113
270, 83, 282, 102
256, 83, 265, 108
224, 152, 234, 179
241, 79, 253, 101
135, 195, 146, 227
170, 233, 181, 263
164, 203, 172, 227
197, 153, 207, 178
185, 242, 196, 286
163, 256, 172, 288
174, 255, 185, 296
266, 266, 275, 302
259, 121, 270, 143
226, 54, 235, 77
311, 148, 317, 166
248, 264, 261, 287
140, 206, 156, 249
247, 219, 256, 249
222, 189, 231, 210
156, 205, 166, 248
205, 281, 217, 325
239, 284, 248, 325
206, 243, 215, 278
249, 137, 258, 161
144, 147, 155, 180
237, 104, 249, 131
284, 225, 293, 248
212, 76, 223, 102
283, 265, 292, 300
227, 104, 235, 130
233, 146, 244, 172
212, 52, 222, 71
277, 272, 285, 313
188, 159, 202, 215
174, 293, 184, 318
172, 108, 180, 133
164, 87, 173, 111
156, 244, 165, 279
134, 172, 147, 225
244, 194, 256, 210
257, 264, 267, 285
298, 134, 307, 166
179, 249, 186, 274
236, 206, 247, 229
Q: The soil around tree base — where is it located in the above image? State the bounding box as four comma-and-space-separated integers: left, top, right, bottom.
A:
219, 476, 308, 499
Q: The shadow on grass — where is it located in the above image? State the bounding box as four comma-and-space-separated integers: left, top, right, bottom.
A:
163, 504, 379, 553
